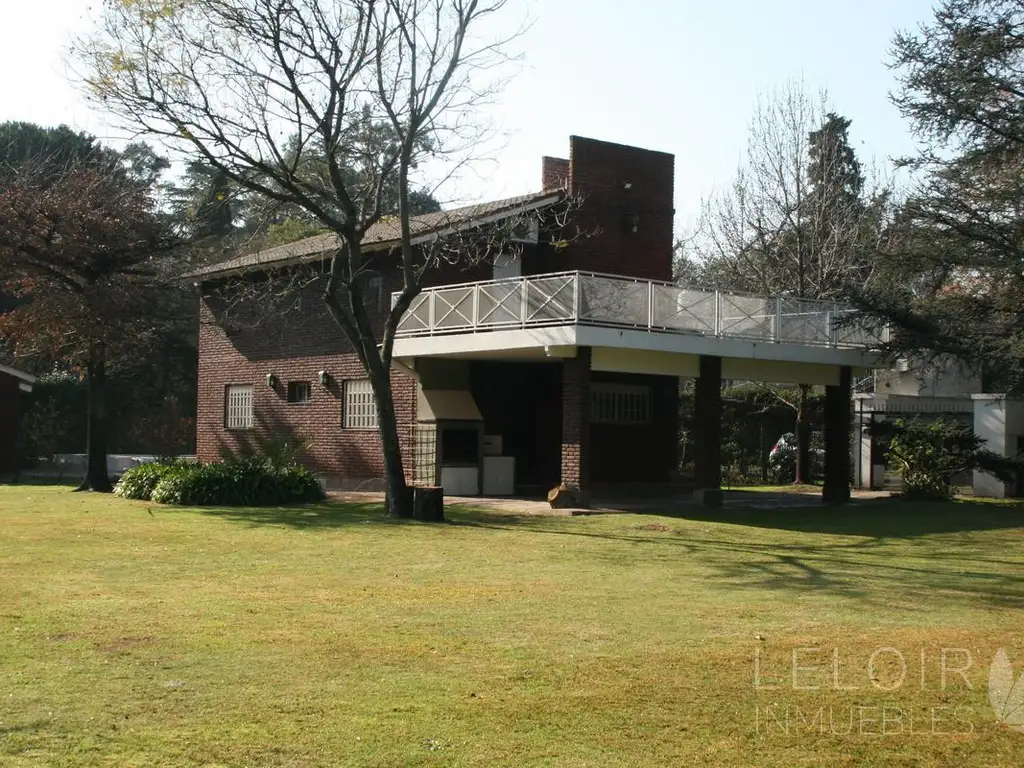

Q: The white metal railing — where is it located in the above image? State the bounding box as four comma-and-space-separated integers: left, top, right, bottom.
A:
393, 271, 888, 349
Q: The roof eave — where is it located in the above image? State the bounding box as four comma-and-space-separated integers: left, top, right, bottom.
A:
0, 363, 37, 386
192, 192, 565, 282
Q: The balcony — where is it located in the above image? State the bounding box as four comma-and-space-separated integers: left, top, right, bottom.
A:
393, 271, 886, 349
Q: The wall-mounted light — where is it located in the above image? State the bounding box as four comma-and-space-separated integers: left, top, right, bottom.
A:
266, 372, 279, 388
622, 181, 633, 191
318, 370, 331, 387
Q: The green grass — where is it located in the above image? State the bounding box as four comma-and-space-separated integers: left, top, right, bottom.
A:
1, 485, 1023, 767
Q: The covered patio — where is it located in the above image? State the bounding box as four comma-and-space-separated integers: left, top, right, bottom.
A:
392, 271, 887, 506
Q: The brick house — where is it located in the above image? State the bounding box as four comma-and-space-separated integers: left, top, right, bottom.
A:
195, 136, 883, 503
0, 363, 36, 475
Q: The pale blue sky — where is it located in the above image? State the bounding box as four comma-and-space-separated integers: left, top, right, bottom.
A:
0, 0, 937, 226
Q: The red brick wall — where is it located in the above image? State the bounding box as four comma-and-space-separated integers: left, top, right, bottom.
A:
557, 136, 675, 282
196, 271, 417, 487
194, 135, 678, 487
0, 373, 22, 474
560, 347, 592, 490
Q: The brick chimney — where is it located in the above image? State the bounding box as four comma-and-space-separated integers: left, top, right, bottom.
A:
541, 156, 570, 191
563, 136, 675, 282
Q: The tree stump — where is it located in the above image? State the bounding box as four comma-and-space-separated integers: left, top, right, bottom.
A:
412, 486, 444, 522
548, 484, 583, 509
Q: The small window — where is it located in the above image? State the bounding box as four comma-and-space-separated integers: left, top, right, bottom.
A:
591, 383, 651, 425
287, 381, 312, 404
225, 384, 254, 430
344, 379, 378, 429
363, 275, 384, 312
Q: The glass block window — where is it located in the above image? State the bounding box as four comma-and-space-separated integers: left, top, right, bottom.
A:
344, 379, 378, 429
225, 385, 254, 429
287, 381, 312, 404
591, 383, 651, 425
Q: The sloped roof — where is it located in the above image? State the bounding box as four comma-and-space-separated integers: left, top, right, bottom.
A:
193, 190, 563, 279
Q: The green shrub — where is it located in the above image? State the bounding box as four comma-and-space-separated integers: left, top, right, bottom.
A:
150, 464, 203, 505
873, 418, 1020, 500
146, 457, 325, 506
115, 463, 168, 500
114, 458, 198, 501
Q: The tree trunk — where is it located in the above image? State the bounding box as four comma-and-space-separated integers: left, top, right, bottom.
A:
794, 383, 811, 485
368, 365, 413, 519
76, 342, 112, 493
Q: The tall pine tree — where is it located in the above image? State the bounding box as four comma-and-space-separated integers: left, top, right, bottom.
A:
869, 0, 1024, 390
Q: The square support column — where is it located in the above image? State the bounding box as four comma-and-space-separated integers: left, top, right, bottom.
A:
693, 355, 723, 507
560, 346, 592, 507
822, 365, 853, 504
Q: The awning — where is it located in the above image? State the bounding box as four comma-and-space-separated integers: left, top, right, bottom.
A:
417, 388, 482, 422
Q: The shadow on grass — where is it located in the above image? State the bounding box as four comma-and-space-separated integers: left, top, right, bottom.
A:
178, 499, 555, 531
1, 477, 80, 488
448, 501, 1024, 609
185, 500, 392, 529
654, 498, 1024, 538
165, 496, 1024, 610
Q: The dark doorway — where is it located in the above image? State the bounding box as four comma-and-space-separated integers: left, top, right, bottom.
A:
470, 361, 562, 492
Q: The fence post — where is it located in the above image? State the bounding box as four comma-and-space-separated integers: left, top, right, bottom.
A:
428, 290, 436, 335
521, 276, 529, 327
774, 297, 782, 343
647, 280, 655, 329
472, 284, 479, 329
714, 291, 721, 336
573, 272, 581, 322
832, 302, 840, 346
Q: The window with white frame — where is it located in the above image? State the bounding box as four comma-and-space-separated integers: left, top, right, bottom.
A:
225, 384, 254, 429
344, 379, 378, 429
591, 383, 651, 425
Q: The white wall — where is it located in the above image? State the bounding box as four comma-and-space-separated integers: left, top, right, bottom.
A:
972, 396, 1024, 498
876, 357, 981, 398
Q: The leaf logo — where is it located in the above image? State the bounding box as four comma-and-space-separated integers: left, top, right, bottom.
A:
989, 649, 1024, 733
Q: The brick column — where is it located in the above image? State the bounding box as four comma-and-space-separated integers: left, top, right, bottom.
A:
693, 355, 723, 506
560, 347, 592, 507
822, 365, 853, 504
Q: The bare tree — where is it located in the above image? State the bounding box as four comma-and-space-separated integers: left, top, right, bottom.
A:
690, 80, 893, 483
76, 0, 521, 517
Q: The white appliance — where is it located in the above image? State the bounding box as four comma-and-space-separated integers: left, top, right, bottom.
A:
440, 466, 479, 496
482, 456, 515, 496
482, 435, 503, 456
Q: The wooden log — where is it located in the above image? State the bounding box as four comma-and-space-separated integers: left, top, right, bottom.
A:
547, 484, 580, 509
412, 486, 444, 522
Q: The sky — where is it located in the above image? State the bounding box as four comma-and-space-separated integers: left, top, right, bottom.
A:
0, 0, 938, 228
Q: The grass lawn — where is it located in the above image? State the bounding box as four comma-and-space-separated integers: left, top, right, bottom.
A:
1, 485, 1023, 767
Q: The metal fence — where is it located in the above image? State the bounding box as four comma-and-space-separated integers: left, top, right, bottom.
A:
394, 271, 886, 349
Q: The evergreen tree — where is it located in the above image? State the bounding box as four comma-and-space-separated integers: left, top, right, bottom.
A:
868, 0, 1024, 391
